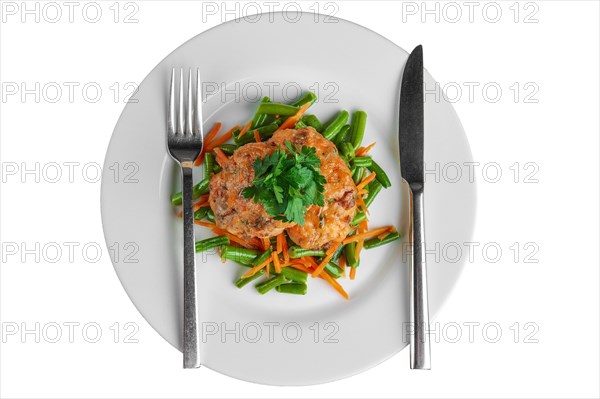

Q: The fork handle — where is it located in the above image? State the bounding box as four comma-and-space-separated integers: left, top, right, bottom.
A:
182, 166, 200, 368
409, 185, 431, 370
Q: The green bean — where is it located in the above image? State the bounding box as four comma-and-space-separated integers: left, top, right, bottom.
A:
251, 96, 270, 129
206, 208, 215, 223
364, 231, 401, 249
281, 267, 308, 283
276, 282, 307, 295
255, 274, 288, 295
301, 114, 323, 132
212, 164, 222, 174
221, 246, 260, 265
195, 236, 230, 253
364, 180, 383, 208
333, 124, 351, 147
325, 262, 344, 279
203, 153, 214, 180
170, 178, 210, 206
352, 166, 365, 185
349, 110, 367, 150
256, 103, 299, 116
345, 241, 359, 267
194, 206, 209, 221
288, 246, 326, 259
351, 211, 367, 225
331, 243, 346, 261
235, 123, 279, 146
235, 269, 265, 288
290, 92, 317, 107
214, 144, 238, 156
367, 159, 392, 188
340, 142, 355, 161
251, 248, 272, 267
322, 110, 349, 141
353, 157, 372, 168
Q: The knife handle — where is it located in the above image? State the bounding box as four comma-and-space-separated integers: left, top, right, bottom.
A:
409, 185, 431, 369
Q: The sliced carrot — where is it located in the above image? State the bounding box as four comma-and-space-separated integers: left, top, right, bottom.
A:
355, 142, 376, 157
349, 267, 357, 280
282, 237, 289, 263
276, 233, 283, 253
236, 121, 253, 139
213, 148, 229, 167
320, 272, 349, 299
312, 242, 341, 277
356, 172, 377, 191
342, 226, 392, 244
261, 237, 271, 250
289, 262, 312, 274
357, 195, 369, 214
205, 122, 222, 145
254, 129, 261, 142
276, 103, 311, 131
377, 231, 391, 241
194, 122, 222, 166
241, 256, 272, 279
272, 252, 281, 273
357, 189, 368, 196
206, 125, 239, 151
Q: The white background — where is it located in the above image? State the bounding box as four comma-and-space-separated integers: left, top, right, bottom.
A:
1, 1, 598, 398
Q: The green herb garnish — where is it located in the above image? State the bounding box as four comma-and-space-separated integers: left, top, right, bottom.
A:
242, 141, 326, 225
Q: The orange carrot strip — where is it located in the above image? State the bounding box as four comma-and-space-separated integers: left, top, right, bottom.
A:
342, 226, 392, 244
205, 122, 222, 145
356, 172, 377, 191
305, 256, 319, 268
276, 103, 311, 131
254, 129, 261, 142
289, 262, 312, 274
349, 267, 357, 280
358, 189, 368, 196
261, 237, 271, 250
241, 256, 272, 279
212, 228, 257, 249
282, 237, 289, 263
194, 122, 222, 166
312, 242, 341, 277
272, 252, 281, 273
206, 125, 239, 150
237, 121, 253, 138
276, 233, 283, 253
377, 231, 391, 241
355, 142, 376, 157
357, 195, 369, 214
213, 148, 229, 167
320, 272, 349, 299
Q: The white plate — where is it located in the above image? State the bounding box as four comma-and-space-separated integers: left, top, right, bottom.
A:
101, 13, 476, 385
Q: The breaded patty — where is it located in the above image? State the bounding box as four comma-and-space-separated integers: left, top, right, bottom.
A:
208, 143, 293, 239
209, 127, 356, 247
269, 128, 357, 249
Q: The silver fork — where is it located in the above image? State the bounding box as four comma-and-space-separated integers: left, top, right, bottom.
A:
167, 68, 203, 369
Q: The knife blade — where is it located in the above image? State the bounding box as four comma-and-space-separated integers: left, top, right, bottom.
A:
399, 45, 431, 370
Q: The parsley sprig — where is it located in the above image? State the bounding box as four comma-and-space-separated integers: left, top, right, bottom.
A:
242, 141, 326, 226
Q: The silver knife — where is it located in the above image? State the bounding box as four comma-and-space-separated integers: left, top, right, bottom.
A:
399, 45, 431, 370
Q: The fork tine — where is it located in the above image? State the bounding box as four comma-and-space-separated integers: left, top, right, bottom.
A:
195, 68, 203, 137
186, 68, 193, 135
178, 68, 184, 134
168, 68, 176, 135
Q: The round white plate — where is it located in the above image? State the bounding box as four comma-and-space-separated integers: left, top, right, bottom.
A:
101, 13, 476, 385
